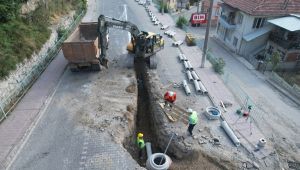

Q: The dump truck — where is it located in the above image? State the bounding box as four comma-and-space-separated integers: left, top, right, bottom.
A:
62, 22, 107, 72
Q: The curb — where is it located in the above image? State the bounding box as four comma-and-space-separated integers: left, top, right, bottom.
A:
266, 79, 300, 106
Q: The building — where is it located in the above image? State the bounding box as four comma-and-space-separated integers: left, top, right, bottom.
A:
200, 0, 222, 26
216, 0, 300, 66
265, 14, 300, 69
176, 0, 189, 11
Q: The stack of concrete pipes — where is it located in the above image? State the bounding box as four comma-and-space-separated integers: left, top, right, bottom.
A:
178, 53, 208, 95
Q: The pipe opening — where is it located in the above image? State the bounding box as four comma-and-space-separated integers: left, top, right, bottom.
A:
154, 156, 166, 165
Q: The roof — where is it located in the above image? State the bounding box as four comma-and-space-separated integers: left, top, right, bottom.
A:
222, 0, 300, 16
268, 16, 300, 31
243, 26, 273, 41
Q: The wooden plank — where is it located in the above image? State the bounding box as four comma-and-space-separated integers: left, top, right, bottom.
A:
159, 103, 177, 122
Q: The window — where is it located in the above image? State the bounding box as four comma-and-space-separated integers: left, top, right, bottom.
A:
252, 17, 266, 29
233, 37, 238, 47
237, 13, 243, 24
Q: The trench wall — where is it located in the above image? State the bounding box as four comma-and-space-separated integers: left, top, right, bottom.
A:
143, 69, 198, 159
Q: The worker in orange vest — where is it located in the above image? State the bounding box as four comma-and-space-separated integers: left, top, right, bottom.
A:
164, 91, 176, 109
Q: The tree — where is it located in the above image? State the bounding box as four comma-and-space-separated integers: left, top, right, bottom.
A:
176, 16, 188, 29
270, 51, 281, 71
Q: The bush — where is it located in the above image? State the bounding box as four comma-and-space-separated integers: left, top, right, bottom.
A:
176, 16, 188, 29
159, 2, 169, 13
0, 0, 86, 79
207, 53, 225, 74
57, 26, 68, 39
213, 58, 226, 74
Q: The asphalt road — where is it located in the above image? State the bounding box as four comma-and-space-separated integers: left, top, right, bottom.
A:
9, 0, 144, 169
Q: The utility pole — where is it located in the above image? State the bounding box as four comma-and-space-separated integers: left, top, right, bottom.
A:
200, 0, 214, 68
197, 0, 200, 13
162, 0, 164, 15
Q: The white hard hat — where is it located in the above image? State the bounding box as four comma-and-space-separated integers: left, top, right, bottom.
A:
187, 108, 193, 113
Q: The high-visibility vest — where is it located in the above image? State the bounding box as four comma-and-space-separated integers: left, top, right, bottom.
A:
189, 111, 198, 125
136, 137, 145, 149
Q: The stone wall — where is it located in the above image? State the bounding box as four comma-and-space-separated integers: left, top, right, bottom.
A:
0, 13, 75, 117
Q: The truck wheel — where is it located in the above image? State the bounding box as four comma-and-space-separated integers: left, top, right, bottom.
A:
91, 63, 101, 71
149, 55, 157, 69
70, 64, 79, 72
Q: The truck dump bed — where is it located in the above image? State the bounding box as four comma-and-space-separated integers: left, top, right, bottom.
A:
62, 22, 100, 71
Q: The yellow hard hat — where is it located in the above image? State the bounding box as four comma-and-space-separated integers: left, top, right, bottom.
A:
138, 133, 143, 138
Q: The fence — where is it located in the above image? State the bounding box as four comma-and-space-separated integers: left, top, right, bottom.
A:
0, 10, 85, 123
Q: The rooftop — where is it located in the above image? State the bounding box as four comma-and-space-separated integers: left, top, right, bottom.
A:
222, 0, 300, 16
268, 15, 300, 31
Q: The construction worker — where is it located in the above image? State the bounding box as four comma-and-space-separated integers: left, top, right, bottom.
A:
136, 132, 145, 159
164, 91, 176, 109
187, 108, 198, 136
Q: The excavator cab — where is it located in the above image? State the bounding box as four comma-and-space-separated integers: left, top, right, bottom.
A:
98, 15, 164, 69
127, 32, 164, 54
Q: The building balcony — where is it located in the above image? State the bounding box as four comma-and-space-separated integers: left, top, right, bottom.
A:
219, 15, 236, 29
269, 33, 300, 50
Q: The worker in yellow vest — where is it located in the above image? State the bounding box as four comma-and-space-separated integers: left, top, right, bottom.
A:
187, 108, 198, 136
136, 132, 145, 159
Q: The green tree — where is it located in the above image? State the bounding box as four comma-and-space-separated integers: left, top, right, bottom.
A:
159, 2, 169, 13
176, 16, 188, 29
271, 51, 281, 71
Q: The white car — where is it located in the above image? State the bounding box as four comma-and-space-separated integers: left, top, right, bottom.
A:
172, 40, 183, 47
161, 25, 169, 30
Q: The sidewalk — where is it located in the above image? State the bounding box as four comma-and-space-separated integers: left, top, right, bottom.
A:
0, 52, 67, 169
148, 3, 274, 163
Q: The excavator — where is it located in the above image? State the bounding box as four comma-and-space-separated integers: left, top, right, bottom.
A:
97, 15, 164, 69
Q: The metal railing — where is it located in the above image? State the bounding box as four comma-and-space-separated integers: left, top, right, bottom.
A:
0, 10, 85, 123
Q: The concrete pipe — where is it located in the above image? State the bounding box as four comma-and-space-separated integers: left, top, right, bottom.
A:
183, 61, 189, 70
186, 61, 193, 70
191, 71, 200, 81
221, 120, 240, 146
205, 106, 221, 120
258, 138, 266, 147
146, 153, 172, 170
181, 54, 187, 61
178, 54, 184, 62
146, 142, 152, 159
182, 80, 191, 95
193, 80, 202, 93
186, 71, 193, 81
198, 81, 208, 94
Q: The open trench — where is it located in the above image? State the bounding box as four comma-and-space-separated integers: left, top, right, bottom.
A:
123, 58, 227, 169
123, 58, 162, 166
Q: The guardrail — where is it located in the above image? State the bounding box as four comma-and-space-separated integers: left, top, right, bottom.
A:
0, 10, 85, 123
